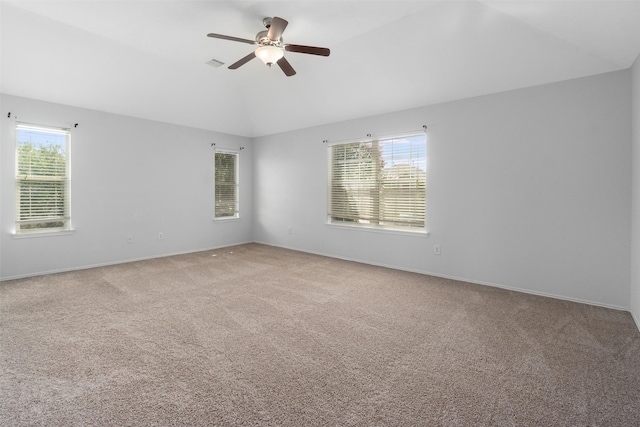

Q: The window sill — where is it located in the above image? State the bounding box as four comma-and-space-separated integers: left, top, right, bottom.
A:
326, 223, 429, 238
214, 216, 240, 222
12, 229, 76, 239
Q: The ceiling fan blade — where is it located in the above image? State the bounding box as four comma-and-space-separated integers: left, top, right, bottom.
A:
277, 57, 296, 77
228, 52, 257, 69
207, 33, 256, 45
268, 17, 288, 41
285, 44, 330, 57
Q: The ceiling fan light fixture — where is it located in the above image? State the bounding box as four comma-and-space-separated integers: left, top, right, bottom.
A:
255, 45, 284, 66
208, 16, 329, 76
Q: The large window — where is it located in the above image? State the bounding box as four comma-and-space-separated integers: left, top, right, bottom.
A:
328, 133, 426, 232
15, 123, 71, 233
215, 150, 239, 219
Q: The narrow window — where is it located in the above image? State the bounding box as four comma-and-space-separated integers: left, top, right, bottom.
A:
15, 123, 71, 233
328, 133, 426, 232
214, 150, 239, 219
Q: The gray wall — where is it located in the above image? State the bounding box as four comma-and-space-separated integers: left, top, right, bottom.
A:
1, 70, 634, 313
0, 94, 253, 279
253, 70, 632, 309
632, 54, 640, 329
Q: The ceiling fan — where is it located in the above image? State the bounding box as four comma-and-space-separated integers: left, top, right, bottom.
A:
207, 16, 330, 77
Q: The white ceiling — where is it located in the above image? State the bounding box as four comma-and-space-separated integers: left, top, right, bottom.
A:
2, 1, 640, 137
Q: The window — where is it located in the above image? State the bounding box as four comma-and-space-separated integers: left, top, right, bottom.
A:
214, 150, 239, 219
15, 123, 71, 233
328, 133, 426, 232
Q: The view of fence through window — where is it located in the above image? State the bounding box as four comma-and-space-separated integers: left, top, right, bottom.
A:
329, 133, 426, 231
16, 124, 70, 232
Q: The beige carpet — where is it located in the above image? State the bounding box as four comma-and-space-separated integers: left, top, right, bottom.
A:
1, 243, 639, 426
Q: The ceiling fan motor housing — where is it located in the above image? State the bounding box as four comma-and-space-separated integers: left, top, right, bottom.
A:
256, 30, 282, 46
207, 16, 329, 76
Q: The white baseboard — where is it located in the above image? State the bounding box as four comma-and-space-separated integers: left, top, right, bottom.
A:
632, 310, 640, 333
254, 241, 631, 313
4, 239, 636, 324
0, 241, 254, 282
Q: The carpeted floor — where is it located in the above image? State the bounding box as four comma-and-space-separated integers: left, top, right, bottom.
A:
1, 243, 639, 426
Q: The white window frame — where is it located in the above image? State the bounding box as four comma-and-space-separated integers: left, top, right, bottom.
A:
15, 122, 71, 234
327, 132, 427, 233
214, 149, 239, 220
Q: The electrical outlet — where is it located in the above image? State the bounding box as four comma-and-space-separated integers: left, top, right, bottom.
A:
287, 227, 292, 235
158, 232, 164, 240
434, 245, 441, 255
127, 235, 133, 244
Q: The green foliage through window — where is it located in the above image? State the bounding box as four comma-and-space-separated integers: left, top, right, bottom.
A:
16, 124, 70, 232
215, 151, 239, 218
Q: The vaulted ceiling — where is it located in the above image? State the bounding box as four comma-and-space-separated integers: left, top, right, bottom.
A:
2, 1, 640, 137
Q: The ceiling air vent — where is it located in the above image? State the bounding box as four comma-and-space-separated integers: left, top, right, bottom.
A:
206, 58, 225, 68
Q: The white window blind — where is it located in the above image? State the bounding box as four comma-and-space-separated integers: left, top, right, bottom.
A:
15, 123, 70, 233
328, 133, 426, 231
215, 151, 239, 218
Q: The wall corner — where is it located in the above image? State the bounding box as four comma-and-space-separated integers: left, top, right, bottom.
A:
630, 52, 640, 332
